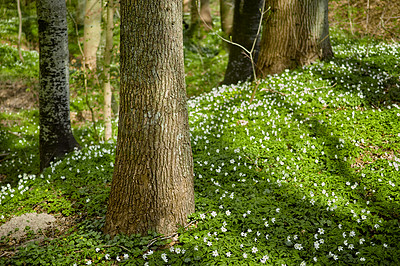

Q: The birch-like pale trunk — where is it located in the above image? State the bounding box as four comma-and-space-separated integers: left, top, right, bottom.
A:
103, 0, 114, 141
84, 0, 102, 70
17, 0, 24, 62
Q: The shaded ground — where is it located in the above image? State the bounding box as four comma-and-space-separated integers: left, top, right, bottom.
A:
0, 81, 38, 112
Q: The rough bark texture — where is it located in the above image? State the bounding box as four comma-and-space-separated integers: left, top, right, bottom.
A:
220, 0, 235, 37
37, 0, 80, 172
104, 0, 195, 237
84, 0, 102, 70
103, 0, 114, 141
257, 0, 334, 77
222, 0, 264, 85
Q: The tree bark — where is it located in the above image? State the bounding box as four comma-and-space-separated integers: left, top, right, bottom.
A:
183, 0, 190, 12
187, 0, 213, 38
222, 0, 264, 85
257, 0, 334, 77
17, 0, 24, 62
220, 0, 234, 37
200, 0, 213, 29
103, 0, 114, 141
84, 0, 102, 70
104, 0, 195, 237
37, 0, 80, 172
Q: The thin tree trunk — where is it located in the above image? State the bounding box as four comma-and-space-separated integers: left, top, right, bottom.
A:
84, 0, 102, 70
220, 0, 234, 37
200, 0, 213, 29
187, 0, 200, 37
17, 0, 24, 62
222, 0, 264, 85
103, 0, 114, 141
37, 0, 80, 172
104, 0, 195, 237
257, 0, 334, 77
183, 0, 190, 12
187, 0, 213, 38
76, 0, 86, 27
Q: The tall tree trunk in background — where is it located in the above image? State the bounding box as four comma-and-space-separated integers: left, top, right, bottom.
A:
220, 0, 234, 37
103, 0, 114, 141
257, 0, 333, 77
17, 0, 24, 62
104, 0, 195, 237
183, 0, 190, 12
187, 0, 213, 38
187, 0, 200, 37
200, 0, 213, 29
84, 0, 102, 70
37, 0, 80, 172
222, 0, 264, 85
76, 0, 86, 27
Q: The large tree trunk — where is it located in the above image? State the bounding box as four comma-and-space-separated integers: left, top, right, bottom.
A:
103, 0, 114, 141
222, 0, 264, 85
37, 0, 80, 172
104, 0, 195, 237
83, 0, 102, 70
257, 0, 334, 77
219, 0, 235, 37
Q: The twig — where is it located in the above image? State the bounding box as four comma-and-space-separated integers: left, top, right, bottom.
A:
307, 83, 337, 92
99, 244, 131, 252
7, 131, 22, 138
147, 220, 197, 248
260, 86, 288, 96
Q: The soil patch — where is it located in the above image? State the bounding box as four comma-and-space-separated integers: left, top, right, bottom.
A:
0, 81, 38, 112
0, 213, 56, 241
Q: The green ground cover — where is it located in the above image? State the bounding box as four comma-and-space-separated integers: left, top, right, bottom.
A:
1, 31, 400, 265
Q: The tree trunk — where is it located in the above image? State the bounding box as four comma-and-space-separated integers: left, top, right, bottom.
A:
257, 0, 334, 77
183, 0, 190, 12
187, 0, 213, 38
37, 0, 80, 172
76, 0, 86, 27
103, 0, 114, 141
104, 0, 195, 237
222, 0, 264, 85
84, 0, 102, 70
220, 0, 234, 37
17, 0, 24, 62
200, 0, 213, 29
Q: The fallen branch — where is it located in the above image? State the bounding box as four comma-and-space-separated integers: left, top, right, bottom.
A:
147, 219, 197, 248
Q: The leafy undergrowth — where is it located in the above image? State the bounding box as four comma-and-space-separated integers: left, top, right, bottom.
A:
1, 36, 400, 265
